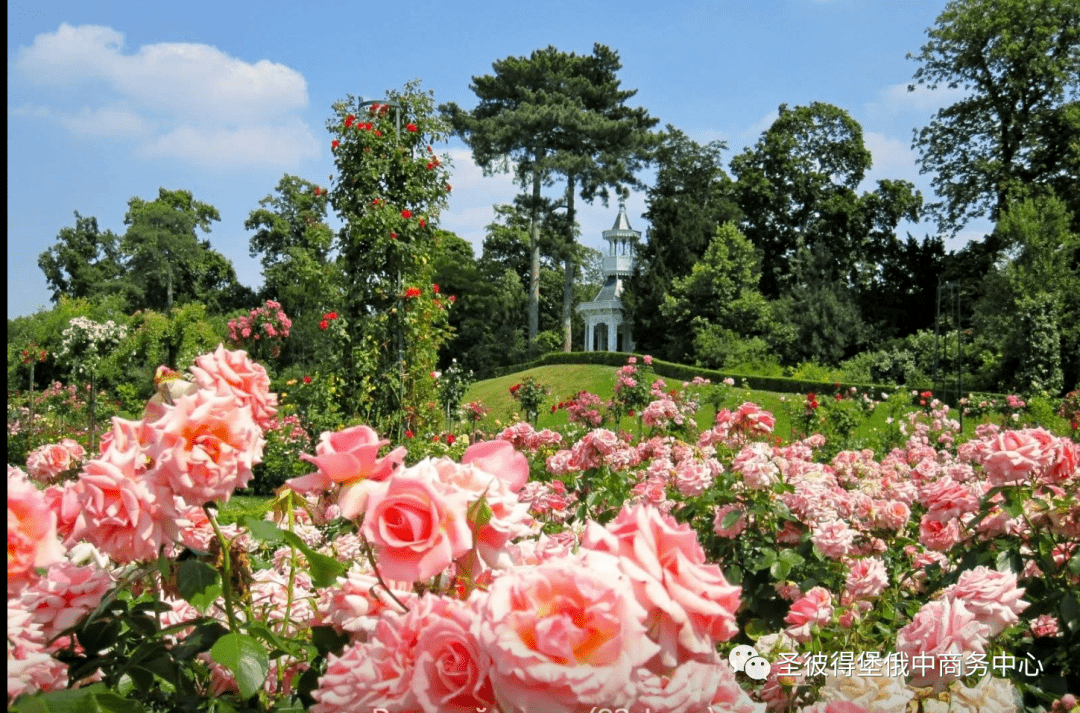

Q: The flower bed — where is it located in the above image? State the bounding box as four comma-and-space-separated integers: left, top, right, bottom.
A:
7, 349, 1079, 712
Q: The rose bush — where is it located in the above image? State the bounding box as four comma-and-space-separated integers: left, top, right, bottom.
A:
7, 349, 1080, 713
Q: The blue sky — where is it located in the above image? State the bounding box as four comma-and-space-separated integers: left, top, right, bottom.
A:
7, 0, 989, 320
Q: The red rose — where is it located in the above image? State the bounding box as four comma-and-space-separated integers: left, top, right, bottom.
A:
329, 312, 337, 320
390, 232, 397, 239
406, 430, 414, 438
405, 287, 421, 298
432, 284, 439, 293
426, 162, 434, 170
419, 218, 426, 228
446, 434, 455, 445
303, 375, 312, 384
331, 140, 339, 149
345, 115, 355, 128
401, 210, 412, 219
445, 184, 452, 192
449, 295, 456, 303
374, 130, 382, 137
406, 123, 418, 132
509, 384, 521, 394
319, 320, 329, 330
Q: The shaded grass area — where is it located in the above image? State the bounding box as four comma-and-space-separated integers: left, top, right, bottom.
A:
217, 495, 272, 526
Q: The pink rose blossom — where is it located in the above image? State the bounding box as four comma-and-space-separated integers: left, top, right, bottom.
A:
8, 604, 69, 701
580, 504, 742, 665
812, 520, 856, 560
8, 467, 66, 595
784, 586, 833, 642
918, 514, 965, 552
25, 443, 74, 482
843, 557, 888, 604
68, 451, 182, 563
360, 461, 473, 582
288, 425, 406, 518
1031, 614, 1061, 638
412, 597, 496, 713
145, 389, 265, 505
634, 657, 745, 713
473, 550, 658, 713
980, 428, 1056, 485
19, 560, 113, 641
189, 344, 278, 431
733, 442, 780, 489
461, 439, 530, 493
895, 597, 990, 692
940, 566, 1029, 636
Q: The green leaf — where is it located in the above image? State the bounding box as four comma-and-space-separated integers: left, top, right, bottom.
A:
745, 618, 770, 641
172, 620, 228, 662
210, 633, 270, 701
1060, 593, 1080, 635
11, 684, 149, 713
779, 550, 805, 567
244, 516, 285, 544
176, 559, 222, 614
720, 509, 742, 530
280, 530, 345, 588
310, 625, 349, 657
770, 560, 791, 580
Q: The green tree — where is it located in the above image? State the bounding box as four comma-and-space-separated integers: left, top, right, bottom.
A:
623, 127, 741, 359
327, 82, 454, 436
909, 0, 1080, 235
245, 174, 340, 368
975, 192, 1080, 392
122, 188, 252, 313
38, 213, 134, 308
659, 223, 776, 364
443, 43, 656, 353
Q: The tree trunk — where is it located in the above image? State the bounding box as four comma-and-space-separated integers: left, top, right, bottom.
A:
166, 265, 174, 312
528, 170, 541, 354
562, 177, 576, 352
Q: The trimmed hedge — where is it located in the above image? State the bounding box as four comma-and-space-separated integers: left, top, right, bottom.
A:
492, 351, 1002, 408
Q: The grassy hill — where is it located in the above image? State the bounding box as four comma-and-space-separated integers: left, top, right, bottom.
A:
462, 362, 798, 436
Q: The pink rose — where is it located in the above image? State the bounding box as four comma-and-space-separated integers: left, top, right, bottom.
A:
811, 520, 856, 559
799, 703, 868, 713
361, 461, 473, 582
843, 557, 888, 604
19, 560, 113, 641
981, 428, 1055, 485
732, 442, 780, 489
940, 566, 1029, 636
189, 344, 278, 431
144, 389, 265, 505
581, 504, 742, 665
462, 439, 530, 493
289, 425, 406, 518
784, 586, 833, 642
473, 551, 658, 713
68, 451, 182, 564
8, 467, 66, 595
7, 604, 69, 700
412, 598, 496, 713
634, 657, 737, 713
25, 443, 73, 482
918, 514, 965, 552
895, 597, 990, 692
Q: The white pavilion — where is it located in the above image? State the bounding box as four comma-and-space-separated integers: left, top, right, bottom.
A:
579, 201, 638, 352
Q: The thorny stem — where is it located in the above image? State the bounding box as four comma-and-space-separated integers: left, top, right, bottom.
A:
203, 504, 240, 633
357, 526, 409, 613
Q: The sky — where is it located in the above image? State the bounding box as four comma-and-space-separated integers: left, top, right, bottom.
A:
7, 0, 991, 320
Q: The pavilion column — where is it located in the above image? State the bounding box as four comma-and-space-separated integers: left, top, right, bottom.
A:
585, 318, 593, 353
607, 317, 617, 352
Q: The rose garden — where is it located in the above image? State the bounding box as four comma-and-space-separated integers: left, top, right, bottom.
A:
8, 5, 1080, 711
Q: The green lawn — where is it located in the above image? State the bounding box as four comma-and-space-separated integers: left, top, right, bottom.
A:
463, 363, 991, 445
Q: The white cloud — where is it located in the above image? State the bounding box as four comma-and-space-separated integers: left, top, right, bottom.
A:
60, 106, 151, 137
862, 131, 920, 183
15, 23, 315, 169
865, 81, 967, 119
17, 23, 308, 122
139, 120, 319, 168
8, 103, 53, 119
441, 147, 520, 250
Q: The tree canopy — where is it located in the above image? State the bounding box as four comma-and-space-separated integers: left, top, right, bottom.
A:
909, 0, 1080, 234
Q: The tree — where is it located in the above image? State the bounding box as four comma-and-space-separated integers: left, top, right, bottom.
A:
623, 127, 741, 359
659, 223, 776, 364
909, 0, 1080, 235
443, 43, 656, 353
730, 103, 922, 352
122, 188, 229, 312
975, 192, 1080, 392
246, 174, 339, 367
38, 212, 134, 308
